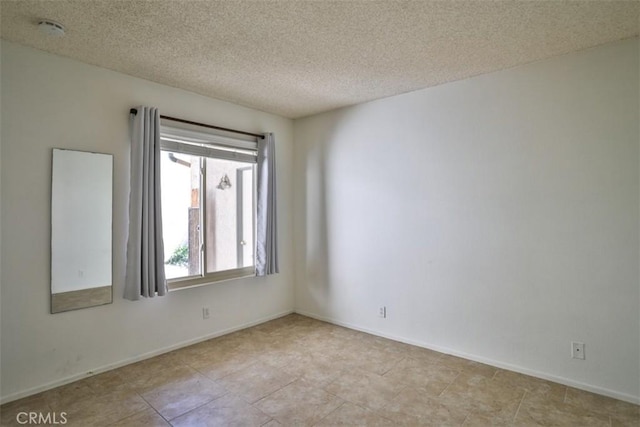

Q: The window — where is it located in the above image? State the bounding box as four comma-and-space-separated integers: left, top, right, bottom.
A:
160, 122, 257, 289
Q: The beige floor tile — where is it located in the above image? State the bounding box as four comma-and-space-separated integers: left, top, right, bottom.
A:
190, 348, 259, 381
4, 388, 146, 427
296, 335, 357, 361
315, 402, 396, 426
438, 355, 499, 378
383, 358, 460, 396
254, 379, 343, 426
107, 408, 169, 426
261, 419, 282, 426
183, 346, 237, 371
165, 341, 219, 365
491, 370, 566, 403
4, 315, 637, 427
457, 384, 524, 426
125, 350, 186, 373
80, 370, 135, 395
186, 343, 254, 370
439, 372, 524, 419
0, 394, 53, 427
41, 381, 97, 412
62, 389, 150, 426
251, 343, 309, 370
127, 365, 197, 394
324, 368, 405, 410
611, 416, 640, 427
514, 392, 611, 426
1, 411, 68, 427
278, 352, 345, 388
274, 323, 329, 342
355, 334, 415, 359
0, 411, 68, 427
251, 314, 300, 334
379, 387, 468, 426
141, 371, 227, 420
400, 345, 444, 365
356, 333, 397, 347
234, 332, 291, 355
290, 325, 334, 343
327, 325, 366, 341
215, 361, 296, 403
462, 411, 518, 426
564, 387, 639, 426
170, 393, 271, 427
206, 330, 254, 350
343, 346, 405, 376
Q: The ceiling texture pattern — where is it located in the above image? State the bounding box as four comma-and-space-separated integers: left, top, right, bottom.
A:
1, 0, 638, 118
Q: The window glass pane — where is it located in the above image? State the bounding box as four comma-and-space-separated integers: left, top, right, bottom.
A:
161, 151, 201, 279
205, 158, 254, 273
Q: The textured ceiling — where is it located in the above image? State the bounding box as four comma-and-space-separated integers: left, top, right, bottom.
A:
1, 1, 638, 118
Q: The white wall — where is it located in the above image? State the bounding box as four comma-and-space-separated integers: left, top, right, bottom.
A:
0, 41, 294, 402
294, 38, 639, 403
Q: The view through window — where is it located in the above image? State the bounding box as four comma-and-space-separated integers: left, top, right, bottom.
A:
160, 144, 255, 285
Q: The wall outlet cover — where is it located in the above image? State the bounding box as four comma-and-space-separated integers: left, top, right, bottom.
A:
571, 341, 585, 360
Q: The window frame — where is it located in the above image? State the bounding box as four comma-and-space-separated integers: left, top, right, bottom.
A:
159, 122, 258, 291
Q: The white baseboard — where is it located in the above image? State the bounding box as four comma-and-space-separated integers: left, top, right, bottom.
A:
294, 309, 640, 405
0, 310, 294, 405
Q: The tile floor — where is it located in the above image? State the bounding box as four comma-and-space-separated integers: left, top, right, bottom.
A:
1, 314, 638, 426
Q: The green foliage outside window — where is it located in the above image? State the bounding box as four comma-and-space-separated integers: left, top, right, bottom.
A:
166, 243, 188, 267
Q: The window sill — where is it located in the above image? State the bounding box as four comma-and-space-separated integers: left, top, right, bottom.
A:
167, 266, 256, 291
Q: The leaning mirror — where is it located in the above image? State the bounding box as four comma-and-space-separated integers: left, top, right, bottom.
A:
51, 149, 113, 313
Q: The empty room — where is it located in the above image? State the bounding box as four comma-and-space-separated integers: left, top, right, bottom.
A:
1, 1, 638, 426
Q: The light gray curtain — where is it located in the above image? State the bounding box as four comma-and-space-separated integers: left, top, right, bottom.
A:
124, 106, 167, 300
256, 133, 279, 276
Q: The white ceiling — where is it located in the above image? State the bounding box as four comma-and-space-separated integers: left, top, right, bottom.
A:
1, 1, 638, 118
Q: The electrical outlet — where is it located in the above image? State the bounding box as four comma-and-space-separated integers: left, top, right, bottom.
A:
378, 306, 386, 318
202, 307, 210, 319
571, 341, 585, 360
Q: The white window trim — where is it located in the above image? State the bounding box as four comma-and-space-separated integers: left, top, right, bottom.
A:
160, 121, 259, 290
168, 266, 256, 291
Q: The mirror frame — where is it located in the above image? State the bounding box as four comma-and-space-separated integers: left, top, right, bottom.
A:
50, 148, 113, 313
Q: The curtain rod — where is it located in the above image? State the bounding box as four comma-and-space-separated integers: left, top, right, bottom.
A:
129, 109, 264, 139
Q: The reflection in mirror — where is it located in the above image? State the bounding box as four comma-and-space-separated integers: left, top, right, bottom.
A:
51, 149, 113, 313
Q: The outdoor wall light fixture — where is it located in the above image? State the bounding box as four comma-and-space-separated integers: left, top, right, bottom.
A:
217, 174, 232, 190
